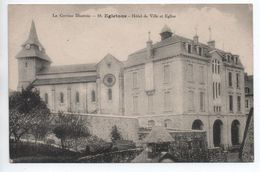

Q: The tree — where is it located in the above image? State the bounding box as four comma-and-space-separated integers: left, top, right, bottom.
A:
110, 125, 122, 142
53, 112, 90, 150
9, 86, 50, 142
31, 119, 51, 143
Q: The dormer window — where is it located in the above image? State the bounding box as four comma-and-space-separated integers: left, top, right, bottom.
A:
25, 44, 31, 50
231, 56, 234, 62
226, 54, 230, 62
235, 57, 238, 64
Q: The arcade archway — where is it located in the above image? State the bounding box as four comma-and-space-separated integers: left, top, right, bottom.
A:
231, 120, 240, 145
213, 119, 223, 147
192, 119, 204, 130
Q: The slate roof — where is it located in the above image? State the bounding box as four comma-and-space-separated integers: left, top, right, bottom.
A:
37, 63, 97, 75
124, 33, 243, 68
32, 75, 97, 86
144, 126, 175, 143
16, 20, 52, 62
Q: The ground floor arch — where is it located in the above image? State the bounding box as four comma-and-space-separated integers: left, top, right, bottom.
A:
213, 119, 223, 147
231, 120, 240, 145
192, 119, 204, 130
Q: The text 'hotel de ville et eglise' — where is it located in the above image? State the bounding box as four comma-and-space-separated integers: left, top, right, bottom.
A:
16, 21, 247, 148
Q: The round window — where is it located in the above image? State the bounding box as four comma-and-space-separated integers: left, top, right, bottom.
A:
103, 74, 116, 87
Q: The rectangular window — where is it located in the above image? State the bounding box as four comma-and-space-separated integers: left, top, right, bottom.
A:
188, 44, 192, 53
236, 73, 240, 88
133, 96, 138, 113
188, 90, 194, 111
245, 99, 249, 108
229, 95, 233, 112
228, 72, 233, 87
133, 72, 138, 89
164, 92, 171, 111
163, 65, 170, 84
147, 95, 153, 113
199, 66, 204, 83
237, 96, 241, 112
200, 92, 205, 112
213, 82, 215, 99
187, 64, 193, 82
218, 83, 221, 96
198, 47, 202, 56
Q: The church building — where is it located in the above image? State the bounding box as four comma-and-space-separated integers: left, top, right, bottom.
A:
16, 21, 247, 148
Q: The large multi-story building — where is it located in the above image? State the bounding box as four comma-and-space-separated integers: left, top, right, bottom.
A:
16, 21, 247, 148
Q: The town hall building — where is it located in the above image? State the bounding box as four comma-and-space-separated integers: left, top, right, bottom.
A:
16, 21, 247, 148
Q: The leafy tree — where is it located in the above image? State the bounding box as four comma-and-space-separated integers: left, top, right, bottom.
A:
53, 112, 90, 150
9, 86, 50, 142
110, 125, 122, 142
31, 119, 51, 143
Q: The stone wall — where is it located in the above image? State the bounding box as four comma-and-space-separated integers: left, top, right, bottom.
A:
77, 113, 140, 142
208, 147, 227, 162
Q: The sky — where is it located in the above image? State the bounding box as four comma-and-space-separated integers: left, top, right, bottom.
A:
8, 4, 253, 90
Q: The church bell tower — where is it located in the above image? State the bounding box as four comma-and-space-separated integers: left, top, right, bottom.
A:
16, 20, 52, 91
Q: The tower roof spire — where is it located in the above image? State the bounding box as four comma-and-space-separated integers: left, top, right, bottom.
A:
23, 20, 43, 48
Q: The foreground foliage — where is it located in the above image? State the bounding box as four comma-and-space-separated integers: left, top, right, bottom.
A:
9, 86, 50, 142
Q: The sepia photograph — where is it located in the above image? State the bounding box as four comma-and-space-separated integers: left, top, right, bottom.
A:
7, 4, 253, 163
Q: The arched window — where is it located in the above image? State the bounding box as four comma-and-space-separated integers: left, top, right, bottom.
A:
108, 88, 112, 100
164, 119, 172, 128
217, 61, 220, 74
60, 92, 64, 103
148, 120, 155, 128
76, 92, 80, 103
44, 93, 48, 104
91, 90, 96, 102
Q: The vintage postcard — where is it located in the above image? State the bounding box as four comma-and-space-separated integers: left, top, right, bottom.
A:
8, 4, 253, 163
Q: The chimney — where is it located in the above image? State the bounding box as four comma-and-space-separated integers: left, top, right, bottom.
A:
146, 31, 153, 58
193, 35, 199, 44
207, 40, 215, 48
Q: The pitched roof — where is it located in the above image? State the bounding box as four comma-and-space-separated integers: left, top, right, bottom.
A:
37, 63, 97, 75
144, 126, 175, 143
16, 48, 52, 62
32, 75, 97, 86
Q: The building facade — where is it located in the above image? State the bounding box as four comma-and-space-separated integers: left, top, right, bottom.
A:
16, 21, 247, 148
244, 73, 253, 114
